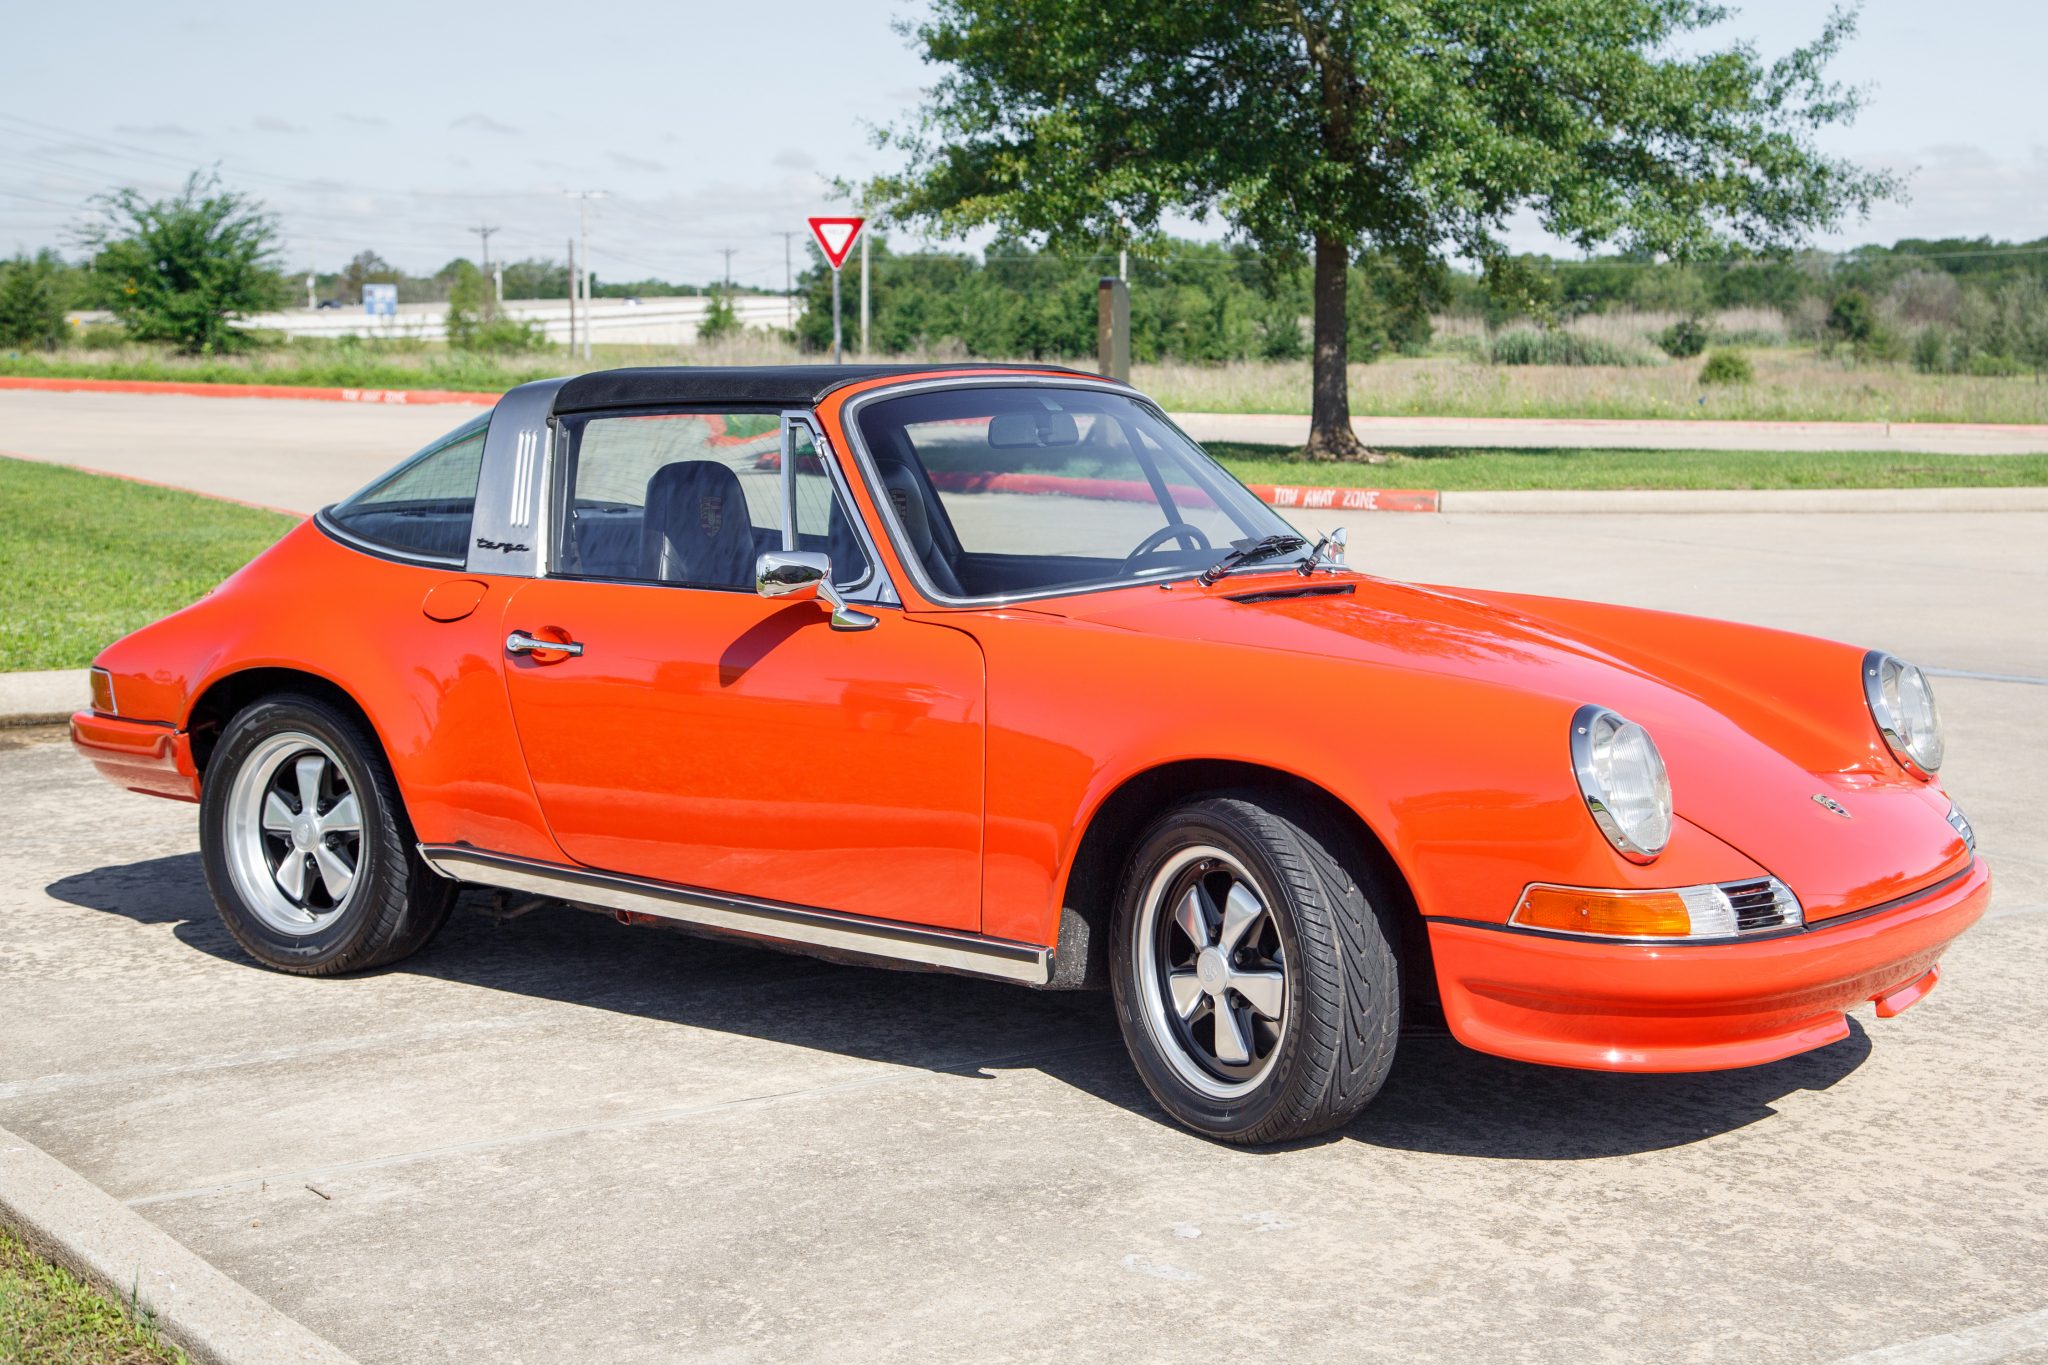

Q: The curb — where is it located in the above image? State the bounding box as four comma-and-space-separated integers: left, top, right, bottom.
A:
0, 669, 87, 727
0, 375, 495, 407
1434, 487, 2048, 514
0, 1124, 359, 1365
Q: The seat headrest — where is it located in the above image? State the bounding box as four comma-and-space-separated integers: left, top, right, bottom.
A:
876, 461, 934, 558
640, 459, 754, 586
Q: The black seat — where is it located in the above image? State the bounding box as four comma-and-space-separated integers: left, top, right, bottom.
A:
872, 433, 967, 598
639, 460, 756, 589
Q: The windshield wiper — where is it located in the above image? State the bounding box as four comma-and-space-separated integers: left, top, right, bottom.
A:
1196, 534, 1307, 586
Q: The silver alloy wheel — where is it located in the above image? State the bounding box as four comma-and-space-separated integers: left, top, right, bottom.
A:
1134, 845, 1288, 1100
223, 731, 364, 935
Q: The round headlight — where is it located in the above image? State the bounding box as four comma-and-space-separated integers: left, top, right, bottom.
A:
1570, 705, 1673, 863
1863, 651, 1944, 777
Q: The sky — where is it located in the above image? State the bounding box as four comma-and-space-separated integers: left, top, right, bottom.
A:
2, 0, 2042, 287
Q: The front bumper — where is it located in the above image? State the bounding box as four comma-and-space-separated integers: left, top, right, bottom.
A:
69, 710, 200, 802
1426, 857, 1990, 1072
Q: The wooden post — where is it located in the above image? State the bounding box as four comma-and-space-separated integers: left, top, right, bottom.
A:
1097, 277, 1130, 383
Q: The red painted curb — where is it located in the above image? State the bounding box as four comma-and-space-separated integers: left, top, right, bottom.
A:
1250, 483, 1439, 513
0, 376, 497, 406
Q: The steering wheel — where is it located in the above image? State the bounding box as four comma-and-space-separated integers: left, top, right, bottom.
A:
1119, 522, 1212, 574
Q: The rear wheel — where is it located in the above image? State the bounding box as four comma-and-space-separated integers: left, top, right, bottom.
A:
200, 694, 453, 975
1110, 793, 1402, 1145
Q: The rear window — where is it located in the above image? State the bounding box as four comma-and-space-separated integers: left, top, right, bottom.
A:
327, 416, 489, 561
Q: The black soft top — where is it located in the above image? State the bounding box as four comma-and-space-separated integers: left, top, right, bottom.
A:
551, 362, 1101, 413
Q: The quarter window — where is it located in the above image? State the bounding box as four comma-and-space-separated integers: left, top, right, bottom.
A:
327, 417, 489, 561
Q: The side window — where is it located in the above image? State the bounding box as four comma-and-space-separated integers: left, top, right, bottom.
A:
557, 410, 782, 590
327, 418, 488, 561
789, 423, 873, 588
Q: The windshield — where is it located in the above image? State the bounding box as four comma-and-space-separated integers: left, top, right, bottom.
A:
852, 385, 1304, 601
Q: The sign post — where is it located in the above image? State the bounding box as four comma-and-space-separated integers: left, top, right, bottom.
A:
806, 216, 865, 364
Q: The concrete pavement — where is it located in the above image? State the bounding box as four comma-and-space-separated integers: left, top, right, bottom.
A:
2, 505, 2044, 1361
7, 389, 2047, 524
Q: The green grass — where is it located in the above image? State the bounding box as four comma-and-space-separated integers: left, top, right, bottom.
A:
1206, 443, 2048, 491
0, 349, 530, 394
0, 1224, 190, 1364
0, 459, 297, 671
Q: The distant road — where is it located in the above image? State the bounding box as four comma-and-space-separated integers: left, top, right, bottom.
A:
3, 388, 2045, 518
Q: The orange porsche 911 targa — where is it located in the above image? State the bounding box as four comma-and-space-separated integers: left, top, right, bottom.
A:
72, 365, 1988, 1143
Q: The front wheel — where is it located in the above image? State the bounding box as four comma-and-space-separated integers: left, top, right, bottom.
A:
1110, 793, 1402, 1145
200, 693, 453, 975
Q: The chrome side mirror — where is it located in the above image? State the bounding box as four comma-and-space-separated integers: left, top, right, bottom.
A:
755, 551, 877, 632
757, 551, 827, 601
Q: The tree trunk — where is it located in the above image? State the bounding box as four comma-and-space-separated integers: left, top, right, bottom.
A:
1304, 231, 1377, 462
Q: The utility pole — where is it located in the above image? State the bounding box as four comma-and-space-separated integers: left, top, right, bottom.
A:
566, 237, 577, 352
564, 191, 607, 360
780, 231, 795, 331
305, 269, 315, 310
720, 247, 736, 300
471, 224, 498, 318
472, 224, 497, 272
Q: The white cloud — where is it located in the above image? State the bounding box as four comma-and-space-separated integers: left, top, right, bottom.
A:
450, 113, 520, 135
252, 114, 302, 134
611, 152, 667, 174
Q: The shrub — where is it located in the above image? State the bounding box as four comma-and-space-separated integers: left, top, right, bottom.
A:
1911, 326, 1950, 374
1484, 325, 1660, 367
0, 254, 68, 350
76, 322, 129, 350
697, 293, 741, 341
1699, 349, 1754, 385
1656, 315, 1710, 358
80, 171, 288, 355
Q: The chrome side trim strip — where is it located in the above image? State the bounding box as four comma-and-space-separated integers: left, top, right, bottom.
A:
418, 845, 1052, 986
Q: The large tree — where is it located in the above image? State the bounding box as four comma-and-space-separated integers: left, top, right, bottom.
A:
82, 171, 288, 355
877, 1, 1895, 459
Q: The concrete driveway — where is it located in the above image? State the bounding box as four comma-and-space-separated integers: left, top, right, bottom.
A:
6, 388, 2046, 524
4, 503, 2045, 1361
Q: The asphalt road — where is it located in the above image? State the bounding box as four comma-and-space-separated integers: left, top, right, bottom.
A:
3, 498, 2044, 1361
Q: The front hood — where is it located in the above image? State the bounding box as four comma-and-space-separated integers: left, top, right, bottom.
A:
1044, 573, 1970, 917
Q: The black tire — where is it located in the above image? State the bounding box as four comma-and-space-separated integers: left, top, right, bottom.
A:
199, 693, 454, 975
1109, 792, 1402, 1145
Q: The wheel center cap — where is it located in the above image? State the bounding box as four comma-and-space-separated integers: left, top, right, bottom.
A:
1195, 947, 1229, 993
291, 819, 317, 850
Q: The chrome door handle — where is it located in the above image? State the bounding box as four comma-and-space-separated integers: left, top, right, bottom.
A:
506, 630, 584, 657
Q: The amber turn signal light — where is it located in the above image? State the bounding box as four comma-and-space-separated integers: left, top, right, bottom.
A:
1510, 879, 1805, 940
1513, 886, 1693, 937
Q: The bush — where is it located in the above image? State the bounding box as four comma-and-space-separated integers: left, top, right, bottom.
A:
1911, 326, 1950, 374
697, 293, 741, 341
1656, 315, 1711, 358
76, 322, 128, 350
1699, 349, 1754, 385
1485, 325, 1660, 367
81, 171, 288, 355
0, 254, 68, 350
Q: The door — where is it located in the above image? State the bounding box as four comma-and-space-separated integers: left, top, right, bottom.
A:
498, 407, 986, 931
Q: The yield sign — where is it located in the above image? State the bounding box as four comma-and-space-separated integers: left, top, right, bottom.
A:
808, 216, 865, 271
